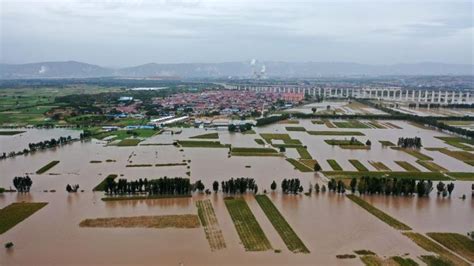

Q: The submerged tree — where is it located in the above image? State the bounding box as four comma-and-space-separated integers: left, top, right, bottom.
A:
13, 176, 32, 192
270, 181, 277, 191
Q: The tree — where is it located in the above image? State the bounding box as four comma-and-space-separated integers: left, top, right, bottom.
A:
314, 183, 320, 193
212, 181, 219, 193
365, 140, 371, 146
311, 107, 317, 114
447, 182, 454, 196
350, 178, 357, 193
279, 147, 286, 152
196, 180, 205, 192
228, 124, 236, 132
270, 181, 277, 191
314, 162, 322, 171
66, 184, 72, 192
436, 181, 445, 196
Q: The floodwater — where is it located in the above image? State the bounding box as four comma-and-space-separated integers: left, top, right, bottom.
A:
0, 119, 473, 265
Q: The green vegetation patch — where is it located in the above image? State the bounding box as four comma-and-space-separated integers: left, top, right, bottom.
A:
322, 171, 450, 181
327, 159, 343, 171
286, 158, 313, 172
354, 250, 376, 255
93, 174, 118, 191
0, 131, 26, 135
79, 214, 200, 229
369, 161, 391, 171
349, 159, 369, 171
296, 147, 312, 159
347, 195, 412, 230
395, 161, 421, 172
360, 255, 383, 266
333, 120, 370, 128
196, 199, 226, 251
0, 202, 48, 234
285, 126, 306, 132
260, 133, 302, 145
231, 147, 281, 156
36, 160, 60, 174
427, 148, 474, 166
189, 132, 219, 139
391, 147, 433, 160
155, 163, 187, 167
403, 232, 469, 266
241, 129, 256, 135
446, 172, 474, 181
126, 164, 153, 167
435, 136, 474, 151
178, 140, 229, 148
426, 233, 474, 263
391, 256, 419, 266
116, 139, 142, 146
379, 140, 396, 146
308, 130, 365, 136
416, 160, 448, 172
254, 139, 265, 145
255, 195, 309, 253
224, 197, 272, 251
420, 255, 453, 266
325, 139, 364, 147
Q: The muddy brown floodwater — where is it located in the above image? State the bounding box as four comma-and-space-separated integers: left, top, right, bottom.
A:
0, 120, 473, 265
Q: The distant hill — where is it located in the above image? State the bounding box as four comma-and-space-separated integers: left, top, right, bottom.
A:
1, 61, 472, 79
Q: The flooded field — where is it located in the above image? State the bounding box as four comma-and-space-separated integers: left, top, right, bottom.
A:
1, 119, 473, 265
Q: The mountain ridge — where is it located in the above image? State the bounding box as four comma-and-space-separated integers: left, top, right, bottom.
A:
1, 61, 472, 79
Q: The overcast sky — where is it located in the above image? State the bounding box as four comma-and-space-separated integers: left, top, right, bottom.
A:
1, 0, 473, 66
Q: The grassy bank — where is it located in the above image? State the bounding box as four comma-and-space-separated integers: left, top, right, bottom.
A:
285, 126, 306, 132
0, 202, 48, 234
101, 194, 191, 201
93, 174, 118, 191
231, 147, 280, 156
427, 233, 474, 263
0, 131, 26, 135
36, 160, 60, 174
190, 132, 219, 139
327, 159, 343, 171
296, 147, 312, 159
224, 197, 272, 251
347, 194, 412, 230
379, 140, 396, 146
79, 214, 200, 229
395, 161, 421, 172
308, 131, 365, 136
255, 195, 309, 253
391, 147, 433, 160
178, 140, 229, 148
196, 199, 226, 251
286, 158, 313, 172
369, 161, 391, 171
403, 232, 469, 266
349, 159, 369, 171
322, 171, 449, 180
416, 160, 448, 172
116, 139, 142, 146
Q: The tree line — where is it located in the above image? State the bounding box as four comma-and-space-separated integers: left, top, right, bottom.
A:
329, 176, 455, 198
219, 178, 258, 194
281, 178, 303, 194
397, 137, 422, 148
104, 177, 192, 196
256, 113, 289, 126
1, 136, 74, 160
